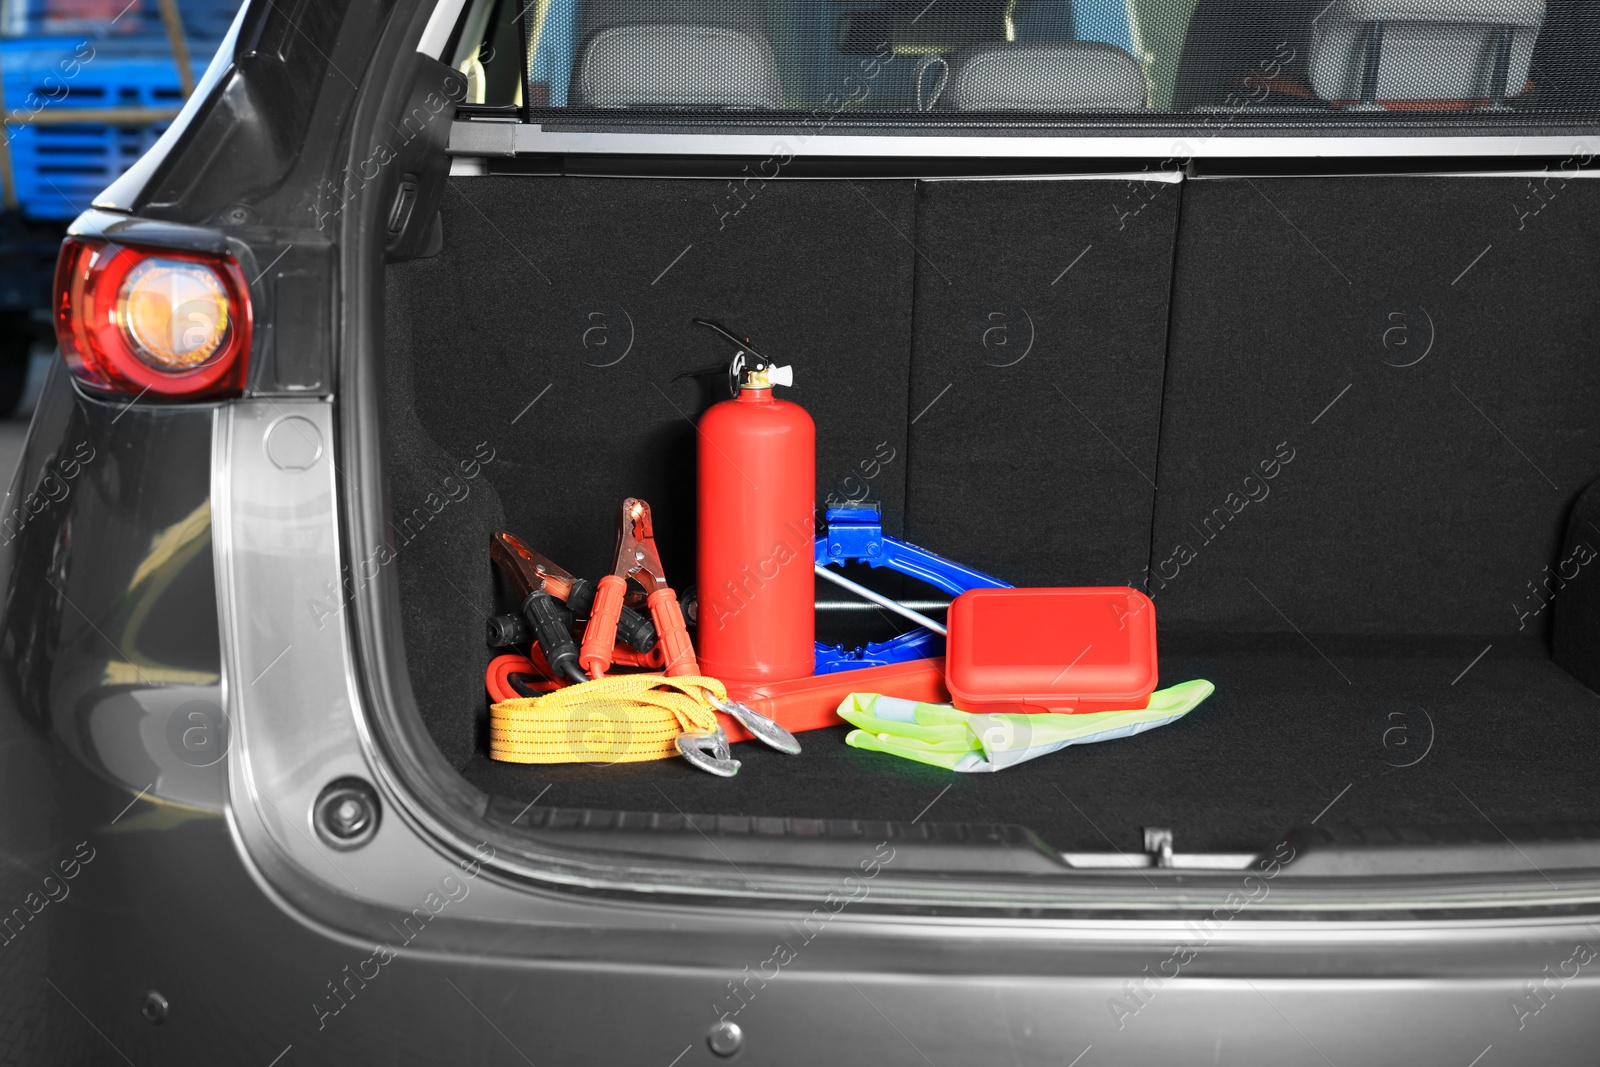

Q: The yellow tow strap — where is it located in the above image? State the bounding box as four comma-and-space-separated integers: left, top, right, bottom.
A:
489, 673, 726, 764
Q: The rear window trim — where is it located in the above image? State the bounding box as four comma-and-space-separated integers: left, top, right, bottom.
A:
451, 117, 1600, 159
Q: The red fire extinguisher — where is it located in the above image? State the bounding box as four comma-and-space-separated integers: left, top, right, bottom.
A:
695, 320, 816, 685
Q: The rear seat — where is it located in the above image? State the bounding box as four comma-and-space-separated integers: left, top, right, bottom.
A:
562, 5, 1149, 113
568, 22, 784, 108
933, 41, 1150, 110
1308, 0, 1545, 107
1174, 0, 1545, 111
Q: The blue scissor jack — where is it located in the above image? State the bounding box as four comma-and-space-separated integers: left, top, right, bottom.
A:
813, 505, 1011, 673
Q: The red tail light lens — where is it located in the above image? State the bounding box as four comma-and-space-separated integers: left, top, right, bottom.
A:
54, 237, 253, 400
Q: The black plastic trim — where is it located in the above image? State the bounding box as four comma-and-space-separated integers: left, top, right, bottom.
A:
1283, 823, 1600, 878
67, 209, 232, 256
484, 797, 1071, 874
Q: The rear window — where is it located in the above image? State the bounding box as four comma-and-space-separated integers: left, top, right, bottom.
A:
450, 0, 1600, 125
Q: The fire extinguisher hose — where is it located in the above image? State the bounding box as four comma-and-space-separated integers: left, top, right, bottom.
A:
489, 673, 728, 764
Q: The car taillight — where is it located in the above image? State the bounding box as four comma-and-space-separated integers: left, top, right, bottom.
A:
53, 237, 253, 400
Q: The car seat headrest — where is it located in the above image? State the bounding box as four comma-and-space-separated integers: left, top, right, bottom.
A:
1309, 0, 1546, 105
569, 23, 784, 109
1328, 0, 1543, 28
940, 41, 1149, 111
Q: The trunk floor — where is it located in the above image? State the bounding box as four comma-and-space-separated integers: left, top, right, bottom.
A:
459, 634, 1600, 854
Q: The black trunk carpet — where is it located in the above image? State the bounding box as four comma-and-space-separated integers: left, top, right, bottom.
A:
458, 633, 1600, 854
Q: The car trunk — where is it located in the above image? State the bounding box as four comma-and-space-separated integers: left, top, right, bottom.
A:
378, 170, 1600, 864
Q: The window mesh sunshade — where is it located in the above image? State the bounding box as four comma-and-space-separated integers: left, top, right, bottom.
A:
494, 0, 1600, 123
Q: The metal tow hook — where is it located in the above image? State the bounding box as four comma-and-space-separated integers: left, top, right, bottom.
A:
676, 728, 741, 777
710, 696, 802, 755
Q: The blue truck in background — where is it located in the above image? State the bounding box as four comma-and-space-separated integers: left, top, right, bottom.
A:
0, 0, 238, 412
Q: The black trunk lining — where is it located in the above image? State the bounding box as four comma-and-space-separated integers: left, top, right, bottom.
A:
383, 174, 1600, 853
460, 635, 1600, 854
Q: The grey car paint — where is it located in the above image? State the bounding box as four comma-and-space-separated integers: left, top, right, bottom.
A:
4, 0, 1600, 1062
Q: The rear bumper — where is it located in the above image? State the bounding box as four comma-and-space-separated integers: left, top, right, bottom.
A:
2, 373, 1599, 1062
15, 808, 1600, 1065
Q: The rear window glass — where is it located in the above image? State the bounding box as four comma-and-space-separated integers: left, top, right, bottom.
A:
452, 0, 1600, 123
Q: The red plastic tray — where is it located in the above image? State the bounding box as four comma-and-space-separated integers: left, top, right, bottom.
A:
944, 587, 1157, 714
720, 658, 949, 743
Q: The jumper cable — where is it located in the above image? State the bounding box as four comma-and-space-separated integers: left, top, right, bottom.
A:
580, 498, 802, 764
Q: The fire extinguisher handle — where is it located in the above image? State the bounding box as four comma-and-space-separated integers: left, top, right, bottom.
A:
579, 575, 627, 678
647, 588, 699, 677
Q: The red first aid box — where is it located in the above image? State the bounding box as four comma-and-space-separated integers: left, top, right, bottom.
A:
944, 587, 1158, 715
